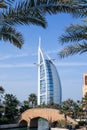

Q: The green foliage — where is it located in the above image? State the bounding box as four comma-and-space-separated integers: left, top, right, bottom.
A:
19, 100, 30, 113
82, 93, 87, 110
37, 102, 60, 109
4, 94, 19, 121
0, 86, 5, 94
57, 0, 87, 58
78, 121, 86, 126
59, 24, 87, 58
0, 0, 87, 48
0, 86, 86, 124
0, 25, 24, 48
58, 120, 66, 128
28, 93, 37, 107
20, 105, 29, 113
0, 117, 10, 124
60, 99, 82, 119
0, 86, 5, 108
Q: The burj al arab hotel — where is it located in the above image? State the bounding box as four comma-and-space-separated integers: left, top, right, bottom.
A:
38, 40, 62, 105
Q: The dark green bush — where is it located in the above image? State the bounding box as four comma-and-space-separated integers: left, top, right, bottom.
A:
0, 117, 10, 124
75, 124, 79, 129
78, 121, 85, 126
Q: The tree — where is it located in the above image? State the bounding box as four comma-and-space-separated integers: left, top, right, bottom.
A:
82, 93, 87, 111
0, 86, 5, 104
0, 86, 5, 117
76, 100, 83, 119
3, 94, 19, 122
28, 93, 37, 107
0, 0, 86, 48
82, 94, 87, 129
58, 0, 87, 58
19, 100, 29, 113
60, 99, 79, 119
0, 86, 4, 95
58, 23, 87, 58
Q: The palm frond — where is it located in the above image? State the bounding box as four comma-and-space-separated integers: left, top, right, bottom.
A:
4, 0, 15, 6
24, 0, 87, 18
4, 8, 47, 28
59, 24, 87, 44
2, 0, 87, 28
58, 42, 87, 58
0, 0, 15, 8
0, 0, 7, 8
2, 2, 47, 28
0, 25, 24, 48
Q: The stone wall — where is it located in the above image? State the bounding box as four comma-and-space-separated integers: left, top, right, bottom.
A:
51, 128, 68, 130
0, 123, 19, 129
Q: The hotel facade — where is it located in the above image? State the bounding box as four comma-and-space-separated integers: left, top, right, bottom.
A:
38, 43, 62, 105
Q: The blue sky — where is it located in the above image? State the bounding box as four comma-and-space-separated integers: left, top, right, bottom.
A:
0, 12, 86, 102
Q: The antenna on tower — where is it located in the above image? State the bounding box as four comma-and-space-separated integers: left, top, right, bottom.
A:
39, 37, 41, 48
46, 54, 55, 62
46, 54, 51, 60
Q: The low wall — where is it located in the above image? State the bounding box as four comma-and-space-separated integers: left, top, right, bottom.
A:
0, 123, 19, 129
51, 128, 68, 130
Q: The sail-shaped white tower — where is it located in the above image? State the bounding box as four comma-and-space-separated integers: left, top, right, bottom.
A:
38, 40, 62, 105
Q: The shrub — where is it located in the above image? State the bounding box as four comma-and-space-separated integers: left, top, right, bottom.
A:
0, 117, 10, 124
78, 121, 85, 126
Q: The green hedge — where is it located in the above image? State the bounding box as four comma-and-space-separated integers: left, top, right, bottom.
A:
0, 117, 10, 125
78, 121, 86, 126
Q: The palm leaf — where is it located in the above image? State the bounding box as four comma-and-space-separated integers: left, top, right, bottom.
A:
58, 42, 87, 58
2, 0, 87, 28
2, 2, 47, 28
3, 8, 47, 28
59, 24, 87, 44
23, 0, 87, 18
0, 0, 7, 8
0, 25, 24, 48
0, 86, 4, 94
0, 0, 15, 8
0, 0, 87, 48
4, 0, 15, 6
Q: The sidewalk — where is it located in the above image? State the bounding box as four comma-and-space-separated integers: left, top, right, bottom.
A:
77, 127, 87, 130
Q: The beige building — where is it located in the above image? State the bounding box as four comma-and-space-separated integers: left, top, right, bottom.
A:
83, 74, 87, 97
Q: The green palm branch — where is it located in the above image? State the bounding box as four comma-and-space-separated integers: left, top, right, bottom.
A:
60, 24, 87, 44
3, 0, 84, 27
4, 0, 14, 4
0, 0, 15, 8
0, 86, 4, 94
28, 93, 37, 107
59, 24, 87, 58
0, 25, 24, 48
59, 43, 87, 58
0, 1, 7, 8
0, 0, 87, 48
0, 0, 24, 48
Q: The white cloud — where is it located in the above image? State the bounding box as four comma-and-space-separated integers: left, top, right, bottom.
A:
0, 49, 59, 61
55, 62, 87, 66
0, 53, 29, 60
0, 63, 35, 68
0, 62, 87, 68
45, 50, 59, 54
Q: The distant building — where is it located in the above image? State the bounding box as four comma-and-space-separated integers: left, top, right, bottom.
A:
83, 74, 87, 97
38, 40, 62, 105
